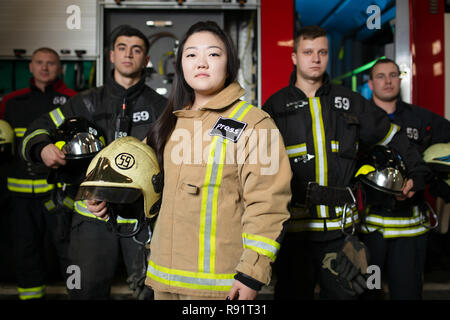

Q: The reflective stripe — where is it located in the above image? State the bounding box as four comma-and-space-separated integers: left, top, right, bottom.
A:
361, 206, 430, 238
45, 200, 56, 211
7, 177, 54, 194
377, 123, 400, 146
49, 107, 65, 127
286, 207, 359, 232
147, 260, 235, 292
242, 233, 280, 261
309, 97, 328, 218
199, 101, 252, 273
18, 285, 45, 300
74, 200, 107, 221
331, 140, 339, 152
286, 143, 307, 158
361, 224, 428, 238
63, 196, 75, 210
117, 216, 138, 224
21, 129, 50, 160
74, 200, 136, 223
14, 127, 26, 138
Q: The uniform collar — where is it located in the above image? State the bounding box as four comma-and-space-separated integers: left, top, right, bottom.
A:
106, 69, 147, 101
289, 68, 331, 98
173, 82, 246, 118
30, 77, 65, 93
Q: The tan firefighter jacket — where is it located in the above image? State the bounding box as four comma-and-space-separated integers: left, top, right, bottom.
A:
145, 82, 292, 298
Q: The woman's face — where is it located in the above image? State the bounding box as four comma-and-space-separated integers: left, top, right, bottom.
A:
181, 31, 228, 99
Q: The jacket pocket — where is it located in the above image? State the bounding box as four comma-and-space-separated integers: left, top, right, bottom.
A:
337, 112, 359, 159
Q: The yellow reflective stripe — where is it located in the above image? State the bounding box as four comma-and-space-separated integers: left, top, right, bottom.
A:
49, 107, 65, 127
242, 233, 280, 261
331, 140, 339, 152
309, 97, 329, 218
362, 206, 428, 228
377, 123, 400, 146
286, 207, 359, 232
74, 200, 108, 221
147, 260, 235, 291
18, 285, 45, 300
63, 197, 75, 209
21, 129, 50, 160
45, 200, 56, 211
198, 101, 253, 274
360, 224, 429, 238
7, 178, 54, 193
14, 127, 26, 138
117, 216, 138, 224
286, 143, 307, 157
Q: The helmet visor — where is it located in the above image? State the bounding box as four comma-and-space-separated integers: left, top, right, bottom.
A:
84, 157, 133, 184
75, 185, 141, 204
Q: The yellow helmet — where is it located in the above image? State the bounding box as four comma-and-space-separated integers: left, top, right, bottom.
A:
0, 119, 14, 160
76, 136, 162, 219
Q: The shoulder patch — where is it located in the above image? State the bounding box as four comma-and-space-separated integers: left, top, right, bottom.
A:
209, 117, 247, 143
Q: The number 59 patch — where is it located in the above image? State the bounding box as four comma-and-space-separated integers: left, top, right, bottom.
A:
334, 96, 350, 110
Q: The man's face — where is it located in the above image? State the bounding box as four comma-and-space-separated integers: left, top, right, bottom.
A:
110, 35, 149, 78
369, 62, 401, 102
29, 51, 61, 86
292, 36, 329, 81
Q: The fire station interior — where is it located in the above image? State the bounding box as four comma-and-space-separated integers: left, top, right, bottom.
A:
0, 0, 449, 300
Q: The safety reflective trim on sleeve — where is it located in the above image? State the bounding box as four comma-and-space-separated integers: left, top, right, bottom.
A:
63, 196, 75, 210
74, 200, 108, 221
18, 285, 45, 300
286, 143, 307, 158
377, 123, 400, 146
363, 206, 423, 228
198, 101, 252, 274
21, 129, 50, 160
147, 259, 235, 292
309, 97, 329, 218
116, 216, 138, 224
242, 233, 280, 261
14, 127, 26, 138
49, 107, 65, 128
7, 177, 54, 194
44, 200, 56, 211
331, 140, 339, 153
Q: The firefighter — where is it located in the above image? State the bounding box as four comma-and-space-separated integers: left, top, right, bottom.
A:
262, 26, 430, 299
359, 58, 450, 299
1, 47, 77, 300
21, 26, 167, 299
88, 21, 292, 300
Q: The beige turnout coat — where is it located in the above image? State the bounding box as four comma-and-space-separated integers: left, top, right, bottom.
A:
146, 82, 292, 297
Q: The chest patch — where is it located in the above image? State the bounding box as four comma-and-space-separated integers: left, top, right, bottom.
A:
209, 117, 247, 143
406, 127, 419, 140
53, 96, 67, 106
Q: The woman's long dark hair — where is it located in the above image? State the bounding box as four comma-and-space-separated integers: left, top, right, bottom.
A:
146, 21, 239, 168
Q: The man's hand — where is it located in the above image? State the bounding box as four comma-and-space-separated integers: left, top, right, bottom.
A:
86, 200, 108, 220
396, 178, 415, 201
227, 280, 257, 300
41, 144, 66, 168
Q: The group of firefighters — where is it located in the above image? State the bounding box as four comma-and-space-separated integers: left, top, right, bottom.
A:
0, 23, 449, 300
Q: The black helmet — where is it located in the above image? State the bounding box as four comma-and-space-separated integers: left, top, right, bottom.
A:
355, 145, 407, 195
49, 117, 106, 184
0, 119, 14, 163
